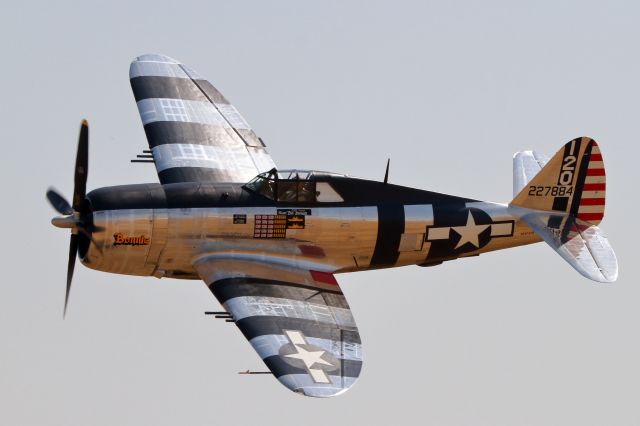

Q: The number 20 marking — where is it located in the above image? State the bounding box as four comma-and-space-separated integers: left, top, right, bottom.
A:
558, 139, 578, 185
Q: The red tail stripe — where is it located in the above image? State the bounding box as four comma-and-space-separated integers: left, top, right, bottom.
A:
577, 213, 604, 221
580, 198, 605, 206
583, 183, 606, 191
589, 153, 603, 161
586, 169, 605, 176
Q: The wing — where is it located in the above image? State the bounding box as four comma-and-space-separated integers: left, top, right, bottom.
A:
194, 255, 362, 397
129, 54, 276, 184
512, 150, 550, 197
513, 210, 618, 282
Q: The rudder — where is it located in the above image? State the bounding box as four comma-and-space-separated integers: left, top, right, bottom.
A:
510, 137, 606, 225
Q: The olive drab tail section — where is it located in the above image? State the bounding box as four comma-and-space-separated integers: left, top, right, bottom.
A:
509, 137, 617, 283
510, 137, 606, 225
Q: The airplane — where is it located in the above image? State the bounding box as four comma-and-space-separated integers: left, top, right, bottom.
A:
46, 54, 618, 397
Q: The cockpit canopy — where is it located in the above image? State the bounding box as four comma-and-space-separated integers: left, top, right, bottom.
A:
243, 169, 345, 202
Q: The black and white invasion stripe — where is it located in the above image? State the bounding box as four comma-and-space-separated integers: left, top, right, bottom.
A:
129, 54, 276, 184
210, 277, 362, 397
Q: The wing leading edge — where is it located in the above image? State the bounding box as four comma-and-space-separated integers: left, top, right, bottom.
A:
194, 256, 362, 397
130, 54, 276, 184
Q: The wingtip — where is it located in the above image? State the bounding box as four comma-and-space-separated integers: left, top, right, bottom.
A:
131, 53, 180, 64
277, 373, 360, 398
129, 53, 189, 80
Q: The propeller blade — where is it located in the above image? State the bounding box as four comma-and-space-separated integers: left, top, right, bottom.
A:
64, 234, 79, 318
72, 120, 89, 212
46, 188, 73, 216
86, 223, 105, 233
76, 226, 103, 255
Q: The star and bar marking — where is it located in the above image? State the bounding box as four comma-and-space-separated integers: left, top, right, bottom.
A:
283, 330, 334, 384
426, 208, 514, 250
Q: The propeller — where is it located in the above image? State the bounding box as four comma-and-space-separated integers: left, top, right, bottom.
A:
46, 120, 94, 318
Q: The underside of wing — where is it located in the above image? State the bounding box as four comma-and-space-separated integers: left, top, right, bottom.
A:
512, 210, 618, 282
194, 256, 362, 397
130, 54, 276, 184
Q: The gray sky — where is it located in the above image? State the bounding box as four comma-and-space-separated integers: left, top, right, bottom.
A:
2, 1, 639, 424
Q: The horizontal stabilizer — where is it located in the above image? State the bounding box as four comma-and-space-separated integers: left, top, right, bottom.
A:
510, 208, 618, 282
513, 151, 550, 197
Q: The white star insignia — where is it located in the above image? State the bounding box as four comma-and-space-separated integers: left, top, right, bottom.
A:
285, 345, 333, 369
283, 330, 334, 383
451, 210, 489, 249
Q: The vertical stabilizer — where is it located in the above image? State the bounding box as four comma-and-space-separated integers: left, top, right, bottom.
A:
511, 137, 605, 225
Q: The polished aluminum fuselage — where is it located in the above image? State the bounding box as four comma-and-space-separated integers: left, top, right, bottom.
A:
79, 180, 541, 280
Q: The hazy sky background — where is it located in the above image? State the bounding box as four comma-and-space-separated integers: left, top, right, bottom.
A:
2, 1, 639, 425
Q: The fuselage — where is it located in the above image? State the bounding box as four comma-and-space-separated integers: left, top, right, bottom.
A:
78, 175, 540, 279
